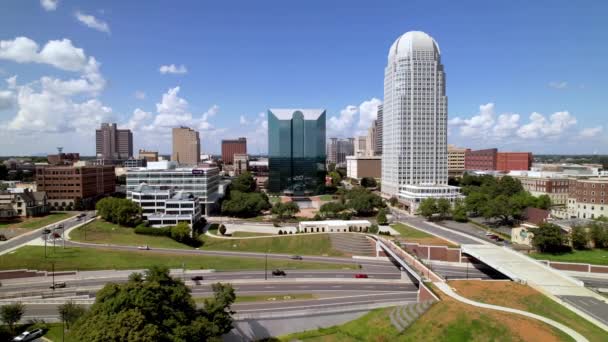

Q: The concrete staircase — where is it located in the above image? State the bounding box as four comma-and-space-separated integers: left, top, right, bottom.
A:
389, 301, 434, 332
329, 233, 375, 256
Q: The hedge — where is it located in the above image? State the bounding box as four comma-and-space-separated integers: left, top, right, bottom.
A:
134, 225, 171, 237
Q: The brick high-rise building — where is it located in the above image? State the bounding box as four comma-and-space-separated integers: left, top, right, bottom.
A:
172, 127, 200, 166
465, 148, 498, 171
496, 152, 533, 171
36, 165, 115, 208
465, 149, 532, 172
221, 137, 247, 164
96, 123, 133, 161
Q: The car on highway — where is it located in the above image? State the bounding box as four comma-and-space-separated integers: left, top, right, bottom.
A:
354, 273, 369, 279
272, 269, 286, 276
76, 213, 86, 220
50, 282, 66, 289
290, 255, 303, 260
0, 234, 6, 241
138, 245, 150, 250
12, 328, 45, 341
191, 275, 204, 281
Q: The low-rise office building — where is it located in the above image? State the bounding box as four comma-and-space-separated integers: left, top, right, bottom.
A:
299, 220, 371, 233
447, 145, 467, 177
126, 161, 220, 215
130, 184, 201, 229
509, 171, 571, 218
36, 165, 115, 209
567, 177, 608, 219
346, 156, 381, 180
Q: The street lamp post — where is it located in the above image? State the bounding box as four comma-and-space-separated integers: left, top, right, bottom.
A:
264, 251, 268, 280
51, 261, 55, 290
43, 231, 48, 258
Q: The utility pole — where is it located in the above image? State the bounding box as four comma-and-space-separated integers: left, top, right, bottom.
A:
466, 260, 469, 279
62, 225, 65, 249
51, 262, 55, 290
264, 251, 268, 280
43, 231, 47, 258
53, 226, 56, 252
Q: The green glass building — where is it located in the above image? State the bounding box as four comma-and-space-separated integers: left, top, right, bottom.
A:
268, 109, 326, 195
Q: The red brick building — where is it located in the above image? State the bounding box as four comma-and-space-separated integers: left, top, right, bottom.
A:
496, 152, 533, 171
465, 148, 532, 172
36, 165, 115, 209
221, 138, 247, 164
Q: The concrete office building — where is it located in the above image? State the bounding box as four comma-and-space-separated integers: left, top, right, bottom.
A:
130, 184, 202, 229
354, 136, 371, 157
268, 109, 326, 195
367, 121, 378, 156
346, 156, 381, 180
126, 161, 220, 215
381, 31, 460, 211
138, 149, 158, 162
327, 138, 354, 166
447, 145, 468, 177
233, 153, 249, 176
376, 105, 383, 155
36, 165, 115, 209
172, 127, 200, 166
96, 123, 133, 161
221, 138, 247, 165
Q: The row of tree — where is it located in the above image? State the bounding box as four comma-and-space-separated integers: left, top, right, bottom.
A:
531, 222, 608, 253
221, 172, 272, 218
96, 197, 142, 227
1, 267, 236, 341
316, 188, 385, 220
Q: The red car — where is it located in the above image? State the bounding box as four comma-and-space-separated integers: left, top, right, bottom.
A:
354, 274, 368, 279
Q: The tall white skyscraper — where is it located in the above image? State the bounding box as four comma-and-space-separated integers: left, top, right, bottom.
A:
381, 31, 460, 211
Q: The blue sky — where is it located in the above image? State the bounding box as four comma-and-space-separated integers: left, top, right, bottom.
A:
0, 0, 606, 155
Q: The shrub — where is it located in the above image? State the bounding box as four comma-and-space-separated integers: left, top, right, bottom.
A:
134, 225, 171, 237
278, 230, 283, 235
219, 224, 227, 235
368, 224, 379, 234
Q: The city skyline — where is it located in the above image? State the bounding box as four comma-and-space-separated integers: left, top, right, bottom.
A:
1, 1, 607, 156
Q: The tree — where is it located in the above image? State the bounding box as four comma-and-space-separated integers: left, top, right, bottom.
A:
368, 223, 379, 234
328, 171, 342, 187
171, 222, 191, 242
590, 223, 608, 248
452, 200, 468, 222
327, 163, 336, 172
58, 300, 87, 329
230, 172, 256, 193
436, 198, 451, 219
389, 196, 398, 207
270, 202, 300, 220
535, 195, 552, 210
360, 177, 377, 188
218, 224, 227, 236
417, 198, 437, 220
72, 266, 235, 342
1, 302, 25, 335
465, 192, 487, 217
95, 197, 142, 226
344, 188, 384, 216
376, 208, 388, 225
0, 164, 8, 180
532, 223, 567, 253
221, 191, 271, 218
571, 226, 589, 250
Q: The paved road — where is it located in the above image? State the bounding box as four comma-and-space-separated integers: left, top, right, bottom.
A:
389, 211, 482, 245
559, 295, 608, 327
430, 263, 509, 280
577, 276, 608, 289
0, 211, 94, 255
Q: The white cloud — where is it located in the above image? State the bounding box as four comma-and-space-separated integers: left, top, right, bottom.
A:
328, 105, 357, 135
134, 90, 146, 100
0, 90, 14, 110
578, 126, 603, 139
123, 108, 152, 131
0, 37, 90, 72
548, 81, 568, 89
40, 0, 58, 11
75, 12, 110, 33
239, 115, 248, 125
159, 64, 188, 75
492, 113, 520, 138
357, 97, 382, 130
516, 111, 577, 139
449, 103, 496, 138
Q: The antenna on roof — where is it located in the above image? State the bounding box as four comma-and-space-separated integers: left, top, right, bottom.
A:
57, 147, 63, 154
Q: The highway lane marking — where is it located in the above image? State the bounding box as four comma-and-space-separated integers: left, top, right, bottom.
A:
235, 298, 418, 312
264, 286, 276, 289
331, 285, 342, 288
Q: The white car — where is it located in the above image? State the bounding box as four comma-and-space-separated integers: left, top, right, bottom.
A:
13, 329, 44, 341
138, 245, 150, 250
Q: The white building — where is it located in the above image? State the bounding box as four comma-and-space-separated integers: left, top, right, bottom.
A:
130, 184, 202, 229
126, 161, 220, 215
380, 31, 460, 211
299, 220, 371, 233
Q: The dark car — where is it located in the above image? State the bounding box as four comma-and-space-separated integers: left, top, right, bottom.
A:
191, 275, 204, 281
354, 274, 368, 279
290, 255, 303, 260
0, 234, 6, 241
12, 328, 44, 341
50, 282, 66, 289
272, 269, 286, 276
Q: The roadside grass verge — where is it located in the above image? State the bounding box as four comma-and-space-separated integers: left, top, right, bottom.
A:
390, 223, 457, 247
0, 212, 74, 230
231, 231, 274, 237
0, 246, 356, 272
195, 293, 316, 304
44, 324, 77, 342
449, 280, 605, 342
69, 219, 191, 249
530, 249, 608, 266
278, 307, 401, 341
200, 233, 344, 256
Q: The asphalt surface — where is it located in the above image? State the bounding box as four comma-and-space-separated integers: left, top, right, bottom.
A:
577, 276, 608, 289
389, 210, 482, 245
559, 295, 608, 326
0, 211, 95, 255
429, 263, 509, 280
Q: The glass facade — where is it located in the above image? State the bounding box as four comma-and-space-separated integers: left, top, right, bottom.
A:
268, 109, 326, 194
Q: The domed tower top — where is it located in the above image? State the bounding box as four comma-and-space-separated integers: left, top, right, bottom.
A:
388, 31, 440, 61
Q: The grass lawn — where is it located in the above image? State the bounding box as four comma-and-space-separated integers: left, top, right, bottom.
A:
44, 324, 77, 342
0, 212, 74, 230
200, 234, 344, 256
0, 246, 355, 272
403, 284, 573, 342
231, 231, 274, 237
195, 293, 316, 304
449, 280, 605, 342
391, 223, 456, 247
530, 249, 608, 266
70, 219, 191, 249
278, 307, 402, 341
318, 194, 334, 201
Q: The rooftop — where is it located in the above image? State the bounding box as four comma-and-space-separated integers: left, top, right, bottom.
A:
268, 109, 326, 121
388, 31, 440, 61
